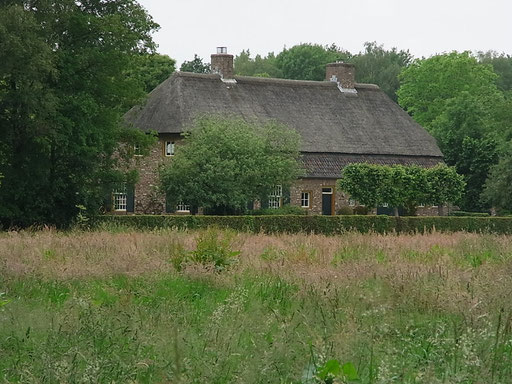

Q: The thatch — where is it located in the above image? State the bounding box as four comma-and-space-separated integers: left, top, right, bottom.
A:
303, 153, 442, 179
125, 72, 443, 177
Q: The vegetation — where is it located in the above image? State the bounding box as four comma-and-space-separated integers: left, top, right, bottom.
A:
0, 0, 158, 228
94, 214, 512, 235
127, 53, 176, 93
2, 229, 512, 382
337, 163, 465, 216
180, 54, 211, 73
160, 116, 303, 215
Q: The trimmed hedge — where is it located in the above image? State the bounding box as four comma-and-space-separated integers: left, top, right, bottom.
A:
449, 211, 490, 217
94, 215, 512, 235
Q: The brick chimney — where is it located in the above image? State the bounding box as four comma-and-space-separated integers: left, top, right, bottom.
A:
211, 47, 234, 79
326, 62, 355, 89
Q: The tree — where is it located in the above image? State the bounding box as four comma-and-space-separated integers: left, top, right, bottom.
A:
427, 164, 466, 215
477, 51, 512, 93
276, 43, 351, 81
234, 50, 282, 78
398, 52, 500, 127
160, 116, 302, 214
397, 52, 506, 211
0, 1, 158, 227
338, 163, 464, 216
180, 54, 211, 74
349, 41, 412, 101
127, 53, 176, 93
482, 143, 512, 213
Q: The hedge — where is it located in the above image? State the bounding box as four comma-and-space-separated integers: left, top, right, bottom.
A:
93, 215, 512, 235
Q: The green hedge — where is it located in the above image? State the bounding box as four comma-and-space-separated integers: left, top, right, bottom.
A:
93, 215, 512, 235
449, 211, 490, 217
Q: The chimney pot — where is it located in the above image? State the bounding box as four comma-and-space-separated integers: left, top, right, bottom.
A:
211, 47, 234, 79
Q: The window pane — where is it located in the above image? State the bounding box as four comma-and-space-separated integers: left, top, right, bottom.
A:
301, 192, 309, 208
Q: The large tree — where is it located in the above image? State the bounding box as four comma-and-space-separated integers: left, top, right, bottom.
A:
397, 52, 506, 211
160, 116, 302, 214
180, 54, 211, 74
127, 53, 176, 93
234, 50, 282, 78
275, 43, 351, 81
0, 0, 158, 227
349, 42, 412, 102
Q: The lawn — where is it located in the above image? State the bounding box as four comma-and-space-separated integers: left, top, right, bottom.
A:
1, 228, 512, 383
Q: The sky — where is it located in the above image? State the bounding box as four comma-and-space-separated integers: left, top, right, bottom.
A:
137, 0, 512, 66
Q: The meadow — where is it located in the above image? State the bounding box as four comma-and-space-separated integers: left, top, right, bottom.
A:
1, 228, 512, 383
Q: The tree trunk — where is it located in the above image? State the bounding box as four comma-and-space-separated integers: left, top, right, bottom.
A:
438, 205, 444, 216
394, 207, 399, 217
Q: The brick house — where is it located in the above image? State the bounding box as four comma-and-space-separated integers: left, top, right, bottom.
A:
115, 47, 443, 215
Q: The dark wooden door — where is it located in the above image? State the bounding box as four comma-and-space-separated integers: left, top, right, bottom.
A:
322, 193, 333, 215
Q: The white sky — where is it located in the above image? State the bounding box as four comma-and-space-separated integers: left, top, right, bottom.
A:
138, 0, 512, 66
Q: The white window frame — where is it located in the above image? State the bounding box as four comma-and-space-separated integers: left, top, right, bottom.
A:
300, 192, 310, 208
382, 202, 389, 208
133, 144, 142, 157
268, 185, 282, 209
165, 141, 175, 157
113, 189, 127, 211
176, 202, 191, 213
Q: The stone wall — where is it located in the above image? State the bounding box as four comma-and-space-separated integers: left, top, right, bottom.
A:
133, 133, 181, 214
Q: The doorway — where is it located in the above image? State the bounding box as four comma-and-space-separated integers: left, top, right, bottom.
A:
322, 187, 334, 215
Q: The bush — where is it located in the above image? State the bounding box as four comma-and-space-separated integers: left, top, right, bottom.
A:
94, 214, 512, 235
352, 206, 370, 215
171, 228, 240, 272
449, 211, 490, 217
336, 206, 353, 215
249, 205, 307, 216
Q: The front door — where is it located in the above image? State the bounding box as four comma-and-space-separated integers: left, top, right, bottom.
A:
322, 187, 334, 215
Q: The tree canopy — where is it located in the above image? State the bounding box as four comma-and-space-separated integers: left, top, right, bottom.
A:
0, 0, 159, 227
180, 54, 211, 74
338, 163, 465, 216
160, 116, 303, 214
127, 53, 176, 93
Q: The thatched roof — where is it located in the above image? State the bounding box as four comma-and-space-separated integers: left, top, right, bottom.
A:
125, 72, 443, 177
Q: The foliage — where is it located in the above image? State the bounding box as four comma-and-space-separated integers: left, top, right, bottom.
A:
337, 163, 463, 216
477, 51, 512, 92
426, 164, 466, 208
170, 228, 240, 272
180, 54, 211, 73
0, 0, 159, 227
350, 41, 412, 101
336, 206, 354, 215
250, 205, 307, 216
94, 214, 512, 235
397, 52, 501, 127
276, 43, 351, 81
234, 49, 283, 78
482, 144, 512, 213
450, 211, 490, 217
160, 116, 302, 214
126, 53, 176, 93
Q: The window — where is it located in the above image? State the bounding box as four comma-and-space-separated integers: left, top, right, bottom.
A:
322, 187, 333, 194
133, 145, 142, 157
268, 185, 282, 209
176, 202, 190, 212
165, 141, 175, 157
301, 192, 310, 208
382, 202, 389, 208
113, 189, 127, 211
348, 199, 356, 207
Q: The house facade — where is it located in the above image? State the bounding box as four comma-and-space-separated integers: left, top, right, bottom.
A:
117, 48, 443, 216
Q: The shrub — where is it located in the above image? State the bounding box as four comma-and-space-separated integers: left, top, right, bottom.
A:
450, 211, 490, 217
352, 206, 369, 215
249, 205, 307, 216
171, 228, 240, 272
94, 215, 512, 235
336, 206, 353, 215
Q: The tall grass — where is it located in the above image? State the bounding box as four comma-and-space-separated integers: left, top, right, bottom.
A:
1, 229, 512, 382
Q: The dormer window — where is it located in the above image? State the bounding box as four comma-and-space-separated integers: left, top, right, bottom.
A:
165, 141, 175, 157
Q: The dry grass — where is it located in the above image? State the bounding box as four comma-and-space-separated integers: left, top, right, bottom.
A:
2, 228, 512, 382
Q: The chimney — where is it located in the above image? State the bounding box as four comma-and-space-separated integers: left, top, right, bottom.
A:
211, 47, 234, 79
326, 62, 356, 90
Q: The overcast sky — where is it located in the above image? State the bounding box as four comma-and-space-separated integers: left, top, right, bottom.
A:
137, 0, 512, 66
